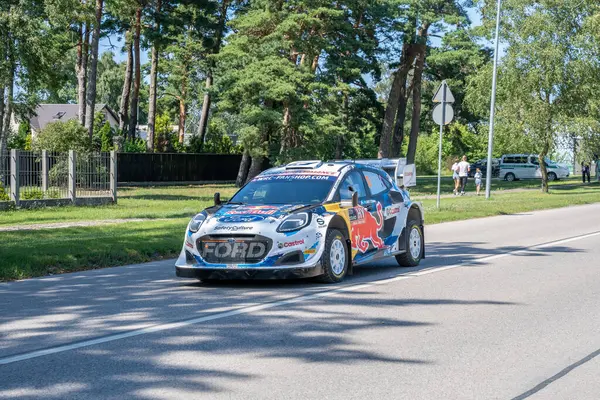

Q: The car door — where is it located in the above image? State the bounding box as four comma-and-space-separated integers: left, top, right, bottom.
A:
361, 169, 395, 254
337, 170, 385, 256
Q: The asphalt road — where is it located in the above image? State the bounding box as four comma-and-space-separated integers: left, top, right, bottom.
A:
1, 203, 600, 399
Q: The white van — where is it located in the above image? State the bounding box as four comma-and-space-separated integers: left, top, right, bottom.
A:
500, 154, 570, 182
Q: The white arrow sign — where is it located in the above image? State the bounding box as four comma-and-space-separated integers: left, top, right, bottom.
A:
433, 81, 455, 103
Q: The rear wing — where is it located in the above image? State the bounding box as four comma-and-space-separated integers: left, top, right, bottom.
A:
348, 158, 416, 188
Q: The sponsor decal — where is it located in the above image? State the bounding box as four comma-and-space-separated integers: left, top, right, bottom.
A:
384, 206, 401, 217
351, 203, 385, 253
214, 225, 253, 231
202, 241, 267, 259
218, 215, 265, 223
253, 174, 337, 182
225, 206, 279, 216
316, 232, 323, 239
278, 239, 305, 249
304, 248, 317, 255
316, 217, 325, 226
185, 241, 194, 249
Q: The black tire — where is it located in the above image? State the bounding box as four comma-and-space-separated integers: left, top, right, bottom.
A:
548, 172, 557, 181
318, 229, 349, 283
505, 173, 516, 182
396, 220, 423, 267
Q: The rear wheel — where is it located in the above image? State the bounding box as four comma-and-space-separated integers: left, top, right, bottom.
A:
505, 173, 516, 182
396, 220, 423, 267
318, 229, 348, 283
548, 172, 557, 181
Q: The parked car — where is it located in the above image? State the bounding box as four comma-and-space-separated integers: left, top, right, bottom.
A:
176, 160, 425, 283
468, 158, 500, 178
499, 154, 570, 182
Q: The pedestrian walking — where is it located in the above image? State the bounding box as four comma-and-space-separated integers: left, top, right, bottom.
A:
457, 155, 470, 195
474, 168, 483, 196
585, 163, 591, 183
451, 157, 460, 195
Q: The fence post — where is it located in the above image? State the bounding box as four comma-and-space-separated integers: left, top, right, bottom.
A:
41, 150, 49, 193
69, 150, 76, 203
10, 149, 19, 206
110, 150, 117, 203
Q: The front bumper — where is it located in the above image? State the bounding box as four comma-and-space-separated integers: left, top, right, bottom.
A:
176, 263, 324, 280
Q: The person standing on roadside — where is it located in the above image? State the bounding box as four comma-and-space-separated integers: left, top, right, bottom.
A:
474, 168, 483, 196
582, 162, 590, 183
457, 155, 470, 195
451, 157, 460, 195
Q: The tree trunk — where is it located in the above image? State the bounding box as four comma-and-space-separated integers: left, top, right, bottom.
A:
236, 150, 250, 187
197, 0, 228, 147
2, 61, 14, 138
539, 136, 551, 193
85, 0, 104, 139
246, 155, 264, 184
129, 7, 142, 140
390, 53, 416, 157
406, 23, 430, 164
0, 86, 5, 156
118, 38, 133, 134
178, 94, 186, 145
147, 0, 162, 153
78, 23, 90, 126
147, 45, 159, 152
380, 43, 417, 159
197, 75, 212, 148
280, 102, 292, 155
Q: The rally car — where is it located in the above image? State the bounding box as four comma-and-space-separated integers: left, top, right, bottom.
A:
175, 160, 425, 283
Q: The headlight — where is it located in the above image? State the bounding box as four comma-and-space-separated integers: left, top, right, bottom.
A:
188, 213, 207, 233
277, 212, 310, 233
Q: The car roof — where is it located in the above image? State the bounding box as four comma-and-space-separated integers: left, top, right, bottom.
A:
260, 160, 390, 177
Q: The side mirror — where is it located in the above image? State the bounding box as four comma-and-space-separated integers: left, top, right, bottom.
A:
352, 191, 359, 207
214, 192, 221, 206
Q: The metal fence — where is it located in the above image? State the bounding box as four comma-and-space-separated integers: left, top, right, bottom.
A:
0, 150, 116, 209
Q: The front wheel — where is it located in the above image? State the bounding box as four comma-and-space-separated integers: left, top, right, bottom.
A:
505, 173, 516, 182
318, 229, 349, 283
548, 172, 557, 181
396, 220, 423, 267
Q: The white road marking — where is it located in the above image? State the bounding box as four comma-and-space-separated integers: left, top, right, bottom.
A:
2, 230, 599, 366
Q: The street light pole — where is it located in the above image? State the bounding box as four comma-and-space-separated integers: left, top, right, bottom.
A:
485, 0, 502, 199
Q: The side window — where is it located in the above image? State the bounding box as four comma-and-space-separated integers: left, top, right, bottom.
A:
531, 157, 539, 165
338, 171, 367, 200
503, 156, 514, 164
364, 170, 389, 196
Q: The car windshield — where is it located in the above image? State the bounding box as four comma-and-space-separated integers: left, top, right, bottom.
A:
230, 174, 337, 205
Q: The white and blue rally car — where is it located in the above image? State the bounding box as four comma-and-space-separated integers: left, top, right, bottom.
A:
176, 160, 424, 283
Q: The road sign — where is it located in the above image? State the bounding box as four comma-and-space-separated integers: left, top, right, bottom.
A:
433, 81, 455, 103
432, 103, 454, 126
432, 81, 455, 210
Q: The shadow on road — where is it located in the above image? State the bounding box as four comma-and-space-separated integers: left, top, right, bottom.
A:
0, 238, 581, 398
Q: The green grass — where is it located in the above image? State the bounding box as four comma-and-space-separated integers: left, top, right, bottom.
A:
0, 180, 598, 281
421, 183, 600, 224
0, 219, 186, 281
0, 184, 238, 226
409, 175, 584, 197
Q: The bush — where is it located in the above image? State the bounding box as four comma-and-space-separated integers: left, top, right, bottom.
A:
8, 120, 32, 150
122, 138, 147, 153
21, 188, 44, 200
92, 112, 115, 152
32, 120, 91, 153
0, 182, 9, 201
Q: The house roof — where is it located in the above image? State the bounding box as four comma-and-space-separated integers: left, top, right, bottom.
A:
30, 104, 118, 131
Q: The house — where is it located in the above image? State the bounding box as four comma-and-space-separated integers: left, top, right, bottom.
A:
26, 104, 119, 136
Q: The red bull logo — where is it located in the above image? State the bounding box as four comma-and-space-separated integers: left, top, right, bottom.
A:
351, 203, 384, 253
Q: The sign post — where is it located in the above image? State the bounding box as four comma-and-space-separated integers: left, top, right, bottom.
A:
432, 81, 455, 209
